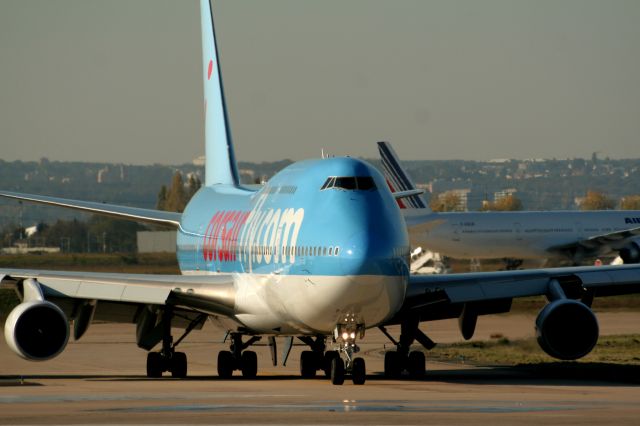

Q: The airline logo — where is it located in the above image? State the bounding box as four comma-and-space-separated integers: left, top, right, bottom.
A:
203, 202, 305, 265
625, 217, 640, 224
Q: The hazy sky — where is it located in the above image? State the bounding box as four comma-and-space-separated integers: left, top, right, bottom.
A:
1, 0, 639, 164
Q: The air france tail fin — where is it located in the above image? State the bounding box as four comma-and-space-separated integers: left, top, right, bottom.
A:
377, 141, 429, 210
201, 0, 240, 186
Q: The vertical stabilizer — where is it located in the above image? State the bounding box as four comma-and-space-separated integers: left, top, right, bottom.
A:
377, 141, 429, 210
201, 0, 240, 186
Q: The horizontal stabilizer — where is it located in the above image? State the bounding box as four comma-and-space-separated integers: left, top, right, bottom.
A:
393, 189, 425, 200
0, 190, 181, 227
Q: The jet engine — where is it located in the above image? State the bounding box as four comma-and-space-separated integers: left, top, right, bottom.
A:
535, 299, 599, 360
4, 300, 69, 361
619, 240, 640, 264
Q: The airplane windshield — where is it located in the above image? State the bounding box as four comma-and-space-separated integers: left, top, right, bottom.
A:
321, 176, 376, 191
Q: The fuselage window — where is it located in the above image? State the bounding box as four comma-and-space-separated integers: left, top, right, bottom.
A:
329, 247, 333, 256
335, 247, 340, 256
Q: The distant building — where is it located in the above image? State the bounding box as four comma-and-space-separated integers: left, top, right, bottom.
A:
494, 188, 518, 202
192, 156, 206, 166
137, 231, 177, 253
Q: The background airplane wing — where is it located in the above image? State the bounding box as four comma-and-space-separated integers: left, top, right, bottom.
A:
547, 226, 640, 258
579, 226, 640, 248
389, 263, 640, 324
0, 190, 181, 227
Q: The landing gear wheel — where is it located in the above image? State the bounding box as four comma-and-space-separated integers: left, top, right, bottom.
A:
351, 357, 366, 385
146, 352, 163, 378
300, 350, 317, 379
241, 350, 258, 379
170, 352, 188, 378
217, 350, 234, 378
330, 357, 345, 385
407, 351, 425, 378
384, 351, 402, 378
323, 350, 339, 378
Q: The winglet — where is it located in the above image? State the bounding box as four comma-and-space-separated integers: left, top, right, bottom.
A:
201, 0, 240, 186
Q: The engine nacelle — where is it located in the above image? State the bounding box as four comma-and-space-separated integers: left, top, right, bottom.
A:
535, 299, 599, 360
619, 241, 640, 264
4, 300, 69, 361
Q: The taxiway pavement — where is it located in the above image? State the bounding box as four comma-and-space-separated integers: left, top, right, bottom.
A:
1, 313, 639, 425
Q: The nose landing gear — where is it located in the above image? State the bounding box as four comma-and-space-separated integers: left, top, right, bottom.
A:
330, 323, 366, 385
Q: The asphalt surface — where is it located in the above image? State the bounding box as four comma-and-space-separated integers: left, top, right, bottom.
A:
1, 313, 640, 425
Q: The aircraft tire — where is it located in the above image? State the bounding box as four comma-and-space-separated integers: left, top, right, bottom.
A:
407, 351, 425, 378
351, 357, 366, 385
323, 350, 339, 378
300, 350, 317, 378
241, 350, 258, 379
384, 351, 401, 378
217, 350, 234, 378
171, 352, 188, 378
330, 357, 345, 385
146, 352, 163, 378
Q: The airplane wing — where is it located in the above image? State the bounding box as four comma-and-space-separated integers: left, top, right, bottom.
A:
546, 226, 640, 259
389, 263, 640, 324
0, 268, 237, 353
0, 190, 181, 227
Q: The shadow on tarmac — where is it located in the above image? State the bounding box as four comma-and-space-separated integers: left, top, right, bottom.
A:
2, 362, 639, 386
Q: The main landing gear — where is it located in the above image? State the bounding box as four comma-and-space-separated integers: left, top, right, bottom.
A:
379, 317, 433, 379
146, 308, 206, 378
217, 333, 261, 379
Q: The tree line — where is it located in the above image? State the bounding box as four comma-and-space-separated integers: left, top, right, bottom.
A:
429, 191, 640, 212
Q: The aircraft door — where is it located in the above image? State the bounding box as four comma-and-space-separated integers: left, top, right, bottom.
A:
514, 222, 522, 241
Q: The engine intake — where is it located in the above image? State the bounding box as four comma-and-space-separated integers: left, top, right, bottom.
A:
619, 241, 640, 264
535, 299, 598, 360
4, 301, 69, 361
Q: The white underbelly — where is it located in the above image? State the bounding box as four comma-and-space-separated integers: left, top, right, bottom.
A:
233, 273, 406, 334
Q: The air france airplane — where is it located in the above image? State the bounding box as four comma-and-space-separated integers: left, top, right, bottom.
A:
2, 1, 640, 385
379, 142, 640, 267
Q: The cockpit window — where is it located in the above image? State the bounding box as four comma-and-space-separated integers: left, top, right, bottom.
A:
321, 176, 376, 191
321, 176, 336, 190
356, 177, 375, 190
334, 177, 357, 190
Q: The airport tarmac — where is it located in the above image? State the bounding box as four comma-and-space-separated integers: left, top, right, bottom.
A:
1, 313, 640, 425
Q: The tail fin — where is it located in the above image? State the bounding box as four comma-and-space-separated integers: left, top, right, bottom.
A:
200, 0, 240, 186
377, 141, 429, 210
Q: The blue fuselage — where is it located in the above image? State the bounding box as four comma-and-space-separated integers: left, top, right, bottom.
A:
177, 157, 410, 278
173, 158, 410, 333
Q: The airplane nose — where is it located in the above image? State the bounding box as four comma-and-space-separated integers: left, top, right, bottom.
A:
340, 231, 405, 277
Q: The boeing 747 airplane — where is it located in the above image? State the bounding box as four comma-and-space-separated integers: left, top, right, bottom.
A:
2, 1, 640, 385
379, 141, 640, 267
